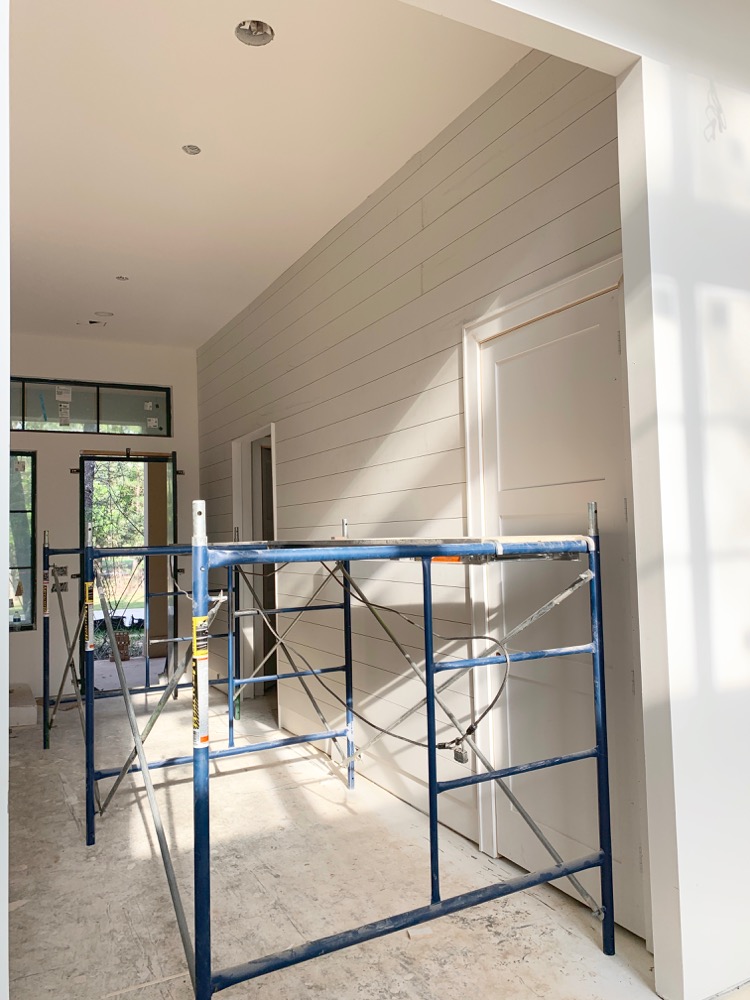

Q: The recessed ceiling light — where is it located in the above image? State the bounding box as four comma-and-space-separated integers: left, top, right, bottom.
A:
94, 311, 114, 317
182, 144, 202, 155
235, 20, 275, 46
115, 275, 129, 281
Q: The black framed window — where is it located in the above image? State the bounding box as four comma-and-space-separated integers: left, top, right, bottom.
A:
9, 452, 36, 631
10, 377, 171, 437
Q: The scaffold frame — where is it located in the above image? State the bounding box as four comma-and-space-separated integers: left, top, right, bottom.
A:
182, 499, 614, 999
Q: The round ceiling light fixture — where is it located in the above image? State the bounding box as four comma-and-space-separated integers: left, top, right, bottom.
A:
235, 20, 275, 46
115, 275, 129, 281
181, 144, 202, 155
94, 311, 114, 317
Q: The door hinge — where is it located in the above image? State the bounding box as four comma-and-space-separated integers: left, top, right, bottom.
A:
233, 526, 240, 542
623, 496, 629, 522
617, 329, 622, 355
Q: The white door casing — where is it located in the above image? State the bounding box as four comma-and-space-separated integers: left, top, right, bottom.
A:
463, 258, 650, 939
231, 424, 278, 703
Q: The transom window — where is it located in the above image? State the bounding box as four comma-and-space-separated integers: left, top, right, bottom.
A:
11, 377, 171, 437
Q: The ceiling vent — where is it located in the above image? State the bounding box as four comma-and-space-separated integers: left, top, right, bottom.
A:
235, 20, 275, 46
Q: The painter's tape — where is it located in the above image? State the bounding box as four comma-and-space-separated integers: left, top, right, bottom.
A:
192, 616, 209, 747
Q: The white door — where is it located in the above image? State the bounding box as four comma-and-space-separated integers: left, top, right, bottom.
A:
480, 290, 647, 937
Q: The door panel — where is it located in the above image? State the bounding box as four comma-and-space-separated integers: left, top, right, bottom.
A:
480, 291, 646, 937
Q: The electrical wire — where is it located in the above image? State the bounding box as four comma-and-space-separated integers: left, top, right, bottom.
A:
321, 562, 513, 750
260, 562, 513, 752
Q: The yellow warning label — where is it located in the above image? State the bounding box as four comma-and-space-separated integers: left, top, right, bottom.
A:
84, 581, 95, 649
192, 615, 209, 660
192, 616, 210, 746
43, 571, 49, 618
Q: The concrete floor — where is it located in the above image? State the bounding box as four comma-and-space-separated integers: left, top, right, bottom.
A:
10, 687, 658, 1000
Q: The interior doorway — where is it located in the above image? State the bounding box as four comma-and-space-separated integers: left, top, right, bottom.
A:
79, 451, 178, 690
232, 426, 278, 705
465, 260, 650, 941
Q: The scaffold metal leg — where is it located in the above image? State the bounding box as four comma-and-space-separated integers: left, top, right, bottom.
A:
84, 533, 96, 847
422, 558, 440, 904
42, 532, 50, 749
588, 503, 615, 954
192, 501, 212, 1000
342, 561, 355, 790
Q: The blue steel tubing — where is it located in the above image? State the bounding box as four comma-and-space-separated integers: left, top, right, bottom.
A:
42, 532, 50, 749
84, 533, 96, 846
342, 561, 355, 789
145, 556, 151, 691
232, 568, 241, 725
421, 558, 441, 905
235, 602, 345, 617
227, 566, 235, 747
434, 644, 595, 672
588, 511, 615, 956
436, 748, 599, 794
94, 729, 349, 780
192, 501, 212, 1000
211, 851, 604, 991
208, 539, 589, 570
234, 665, 345, 686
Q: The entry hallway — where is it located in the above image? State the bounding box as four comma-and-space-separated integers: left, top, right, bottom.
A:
10, 690, 655, 1000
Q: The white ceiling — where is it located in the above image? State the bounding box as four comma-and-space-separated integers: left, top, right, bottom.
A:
10, 1, 526, 348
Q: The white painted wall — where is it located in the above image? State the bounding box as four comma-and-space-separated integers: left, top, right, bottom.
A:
9, 333, 200, 698
1, 0, 11, 991
198, 51, 621, 844
402, 4, 750, 999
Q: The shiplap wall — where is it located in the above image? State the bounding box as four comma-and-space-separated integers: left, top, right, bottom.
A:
197, 50, 621, 843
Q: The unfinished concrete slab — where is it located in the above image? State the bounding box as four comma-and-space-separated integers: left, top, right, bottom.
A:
10, 688, 656, 999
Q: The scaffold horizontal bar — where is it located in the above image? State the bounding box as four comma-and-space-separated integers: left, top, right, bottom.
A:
437, 748, 599, 794
91, 545, 192, 558
234, 665, 345, 686
207, 537, 591, 569
48, 546, 83, 556
148, 633, 228, 645
233, 602, 345, 619
212, 851, 604, 991
94, 729, 348, 780
434, 643, 595, 672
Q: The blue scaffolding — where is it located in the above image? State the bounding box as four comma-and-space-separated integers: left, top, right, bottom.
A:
176, 499, 615, 999
41, 540, 240, 750
64, 500, 615, 996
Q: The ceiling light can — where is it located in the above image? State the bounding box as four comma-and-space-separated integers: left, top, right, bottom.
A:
235, 20, 274, 46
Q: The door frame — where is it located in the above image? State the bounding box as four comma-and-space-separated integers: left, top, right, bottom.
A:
78, 450, 179, 674
231, 424, 278, 696
461, 256, 623, 858
231, 424, 277, 542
